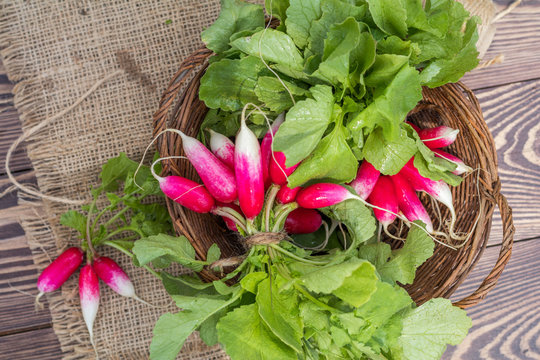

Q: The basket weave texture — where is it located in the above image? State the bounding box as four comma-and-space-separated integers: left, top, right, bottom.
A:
153, 47, 514, 309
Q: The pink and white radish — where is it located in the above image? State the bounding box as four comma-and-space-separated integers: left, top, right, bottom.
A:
390, 173, 434, 233
348, 161, 380, 200
154, 130, 237, 203
36, 247, 84, 304
418, 126, 459, 149
155, 173, 215, 213
433, 149, 472, 175
79, 264, 100, 346
208, 129, 235, 169
367, 176, 398, 232
92, 256, 153, 306
297, 183, 356, 209
260, 113, 284, 188
270, 151, 300, 186
284, 208, 322, 234
276, 184, 302, 204
234, 111, 265, 220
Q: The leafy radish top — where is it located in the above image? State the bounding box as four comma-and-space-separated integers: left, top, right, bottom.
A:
198, 0, 478, 188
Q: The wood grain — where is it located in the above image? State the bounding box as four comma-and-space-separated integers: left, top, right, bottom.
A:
444, 240, 540, 359
0, 106, 31, 175
0, 328, 62, 360
475, 78, 540, 244
462, 0, 540, 90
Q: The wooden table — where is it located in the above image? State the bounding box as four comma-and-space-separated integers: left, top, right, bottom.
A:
0, 1, 539, 358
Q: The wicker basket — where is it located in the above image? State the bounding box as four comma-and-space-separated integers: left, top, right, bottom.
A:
152, 46, 514, 309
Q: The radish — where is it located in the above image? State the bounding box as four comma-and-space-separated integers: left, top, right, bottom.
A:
234, 110, 265, 219
270, 151, 300, 186
390, 173, 434, 233
79, 264, 100, 347
348, 161, 380, 200
260, 113, 284, 188
297, 183, 355, 209
276, 184, 301, 204
92, 256, 152, 305
418, 125, 459, 149
284, 208, 322, 234
367, 176, 398, 231
157, 175, 215, 213
208, 129, 235, 169
165, 129, 237, 203
36, 247, 84, 304
433, 149, 472, 175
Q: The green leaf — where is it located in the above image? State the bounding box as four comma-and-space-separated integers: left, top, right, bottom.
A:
99, 153, 140, 192
287, 122, 358, 187
161, 272, 216, 296
420, 17, 479, 87
231, 29, 304, 71
265, 0, 289, 30
255, 76, 310, 113
60, 210, 87, 238
200, 109, 240, 138
396, 298, 472, 360
377, 223, 435, 285
206, 244, 221, 264
132, 234, 206, 271
413, 153, 462, 187
364, 54, 410, 88
363, 128, 417, 175
201, 0, 264, 54
403, 0, 430, 31
256, 278, 304, 353
217, 304, 298, 360
348, 64, 422, 143
285, 0, 322, 49
150, 297, 232, 360
321, 198, 377, 245
199, 56, 269, 111
273, 85, 334, 166
366, 0, 408, 38
240, 272, 268, 294
332, 260, 378, 307
308, 0, 367, 56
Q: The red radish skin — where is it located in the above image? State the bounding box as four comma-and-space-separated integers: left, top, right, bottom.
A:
276, 185, 302, 204
93, 257, 135, 298
79, 264, 100, 346
390, 174, 434, 232
209, 129, 235, 169
433, 149, 472, 175
234, 116, 265, 219
418, 126, 459, 149
37, 247, 84, 298
348, 161, 380, 200
297, 183, 355, 209
176, 130, 237, 203
270, 151, 300, 186
261, 113, 284, 188
367, 176, 398, 228
285, 208, 322, 234
158, 176, 215, 213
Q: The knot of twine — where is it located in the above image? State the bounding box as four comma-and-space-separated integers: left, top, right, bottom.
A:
209, 232, 287, 270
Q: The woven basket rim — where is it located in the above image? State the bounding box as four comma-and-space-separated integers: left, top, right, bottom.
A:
152, 45, 514, 309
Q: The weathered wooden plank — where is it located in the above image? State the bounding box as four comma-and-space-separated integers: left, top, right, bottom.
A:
0, 327, 63, 359
444, 239, 540, 359
0, 106, 31, 174
0, 233, 53, 335
463, 0, 540, 90
474, 78, 540, 245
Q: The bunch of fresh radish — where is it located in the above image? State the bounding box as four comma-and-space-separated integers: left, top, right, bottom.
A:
152, 110, 470, 242
36, 247, 146, 348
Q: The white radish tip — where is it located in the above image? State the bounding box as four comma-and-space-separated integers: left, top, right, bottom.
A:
34, 291, 45, 310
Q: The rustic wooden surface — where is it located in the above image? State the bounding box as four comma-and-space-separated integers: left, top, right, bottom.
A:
0, 0, 539, 358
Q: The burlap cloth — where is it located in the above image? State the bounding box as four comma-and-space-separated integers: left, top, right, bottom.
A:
0, 0, 498, 359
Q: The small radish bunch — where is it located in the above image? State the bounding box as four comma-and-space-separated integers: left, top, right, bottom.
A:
36, 247, 153, 350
